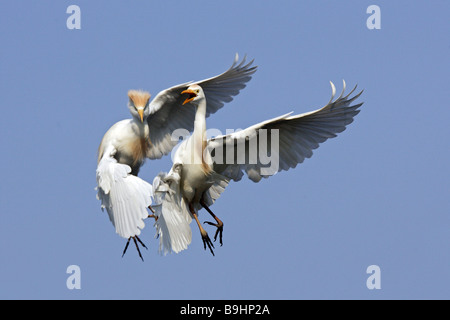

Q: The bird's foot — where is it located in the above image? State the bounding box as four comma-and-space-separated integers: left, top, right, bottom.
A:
200, 229, 215, 256
122, 235, 148, 261
204, 220, 223, 246
148, 213, 158, 222
199, 200, 223, 247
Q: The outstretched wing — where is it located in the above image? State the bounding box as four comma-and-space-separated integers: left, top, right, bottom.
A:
207, 81, 364, 182
96, 145, 152, 239
146, 54, 257, 159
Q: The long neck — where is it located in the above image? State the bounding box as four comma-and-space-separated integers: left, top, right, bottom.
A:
191, 98, 209, 169
193, 98, 207, 139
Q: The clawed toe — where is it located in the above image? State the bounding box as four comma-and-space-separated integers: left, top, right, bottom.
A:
204, 221, 223, 246
201, 231, 215, 256
122, 236, 148, 261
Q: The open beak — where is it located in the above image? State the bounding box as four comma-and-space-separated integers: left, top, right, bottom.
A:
181, 89, 198, 105
137, 108, 144, 122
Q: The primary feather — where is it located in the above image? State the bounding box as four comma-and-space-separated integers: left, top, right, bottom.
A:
146, 54, 257, 159
208, 80, 364, 182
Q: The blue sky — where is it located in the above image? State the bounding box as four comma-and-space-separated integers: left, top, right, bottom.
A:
0, 1, 448, 299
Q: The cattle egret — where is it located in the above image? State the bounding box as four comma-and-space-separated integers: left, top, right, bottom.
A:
96, 55, 257, 260
153, 81, 363, 255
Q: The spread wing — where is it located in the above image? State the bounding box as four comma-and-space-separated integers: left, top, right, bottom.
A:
146, 54, 257, 159
207, 81, 364, 182
96, 145, 152, 239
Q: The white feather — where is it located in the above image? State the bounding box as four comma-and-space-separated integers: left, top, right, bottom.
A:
152, 165, 192, 254
150, 81, 363, 255
208, 81, 364, 182
146, 54, 257, 159
96, 145, 152, 239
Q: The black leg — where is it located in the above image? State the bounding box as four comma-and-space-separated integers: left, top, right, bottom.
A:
122, 236, 147, 261
133, 237, 144, 262
135, 235, 148, 251
122, 238, 131, 257
200, 200, 224, 246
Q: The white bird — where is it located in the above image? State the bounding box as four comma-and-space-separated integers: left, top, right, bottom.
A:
96, 54, 257, 260
152, 81, 363, 255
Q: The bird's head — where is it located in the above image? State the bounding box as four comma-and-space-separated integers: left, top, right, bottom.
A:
181, 84, 204, 105
128, 90, 151, 123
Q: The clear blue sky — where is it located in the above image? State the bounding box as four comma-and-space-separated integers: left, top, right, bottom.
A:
0, 1, 448, 299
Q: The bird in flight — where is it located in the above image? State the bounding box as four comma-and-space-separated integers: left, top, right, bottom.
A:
96, 54, 257, 260
152, 81, 363, 256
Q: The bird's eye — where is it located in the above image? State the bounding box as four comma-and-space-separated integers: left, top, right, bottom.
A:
196, 90, 199, 94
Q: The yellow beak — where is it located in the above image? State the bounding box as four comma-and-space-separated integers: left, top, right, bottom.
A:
181, 89, 198, 105
138, 109, 144, 122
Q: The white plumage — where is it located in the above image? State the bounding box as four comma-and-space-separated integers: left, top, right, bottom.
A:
152, 165, 192, 255
153, 81, 363, 255
208, 80, 364, 182
145, 54, 256, 159
95, 54, 256, 259
96, 115, 153, 247
97, 145, 153, 239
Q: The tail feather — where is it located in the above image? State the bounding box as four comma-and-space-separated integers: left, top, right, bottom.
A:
152, 165, 192, 254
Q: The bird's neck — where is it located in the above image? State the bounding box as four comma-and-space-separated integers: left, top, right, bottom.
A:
191, 98, 210, 171
132, 118, 149, 136
125, 118, 150, 168
193, 99, 207, 141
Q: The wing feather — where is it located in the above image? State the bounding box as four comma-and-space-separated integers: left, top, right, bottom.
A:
207, 81, 364, 182
152, 165, 192, 254
146, 54, 257, 159
96, 146, 152, 239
